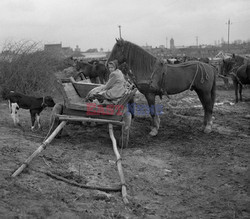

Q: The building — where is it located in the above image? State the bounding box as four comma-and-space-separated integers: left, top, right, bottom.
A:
170, 38, 175, 50
44, 43, 74, 58
44, 43, 62, 54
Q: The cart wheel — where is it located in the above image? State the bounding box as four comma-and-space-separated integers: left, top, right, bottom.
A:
119, 111, 132, 148
48, 103, 63, 137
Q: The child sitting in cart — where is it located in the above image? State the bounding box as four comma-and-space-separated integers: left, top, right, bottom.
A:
86, 60, 128, 104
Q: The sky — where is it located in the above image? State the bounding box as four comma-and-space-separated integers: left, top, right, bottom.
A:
0, 0, 250, 52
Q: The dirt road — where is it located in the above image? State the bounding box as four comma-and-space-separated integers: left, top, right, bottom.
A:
0, 82, 249, 218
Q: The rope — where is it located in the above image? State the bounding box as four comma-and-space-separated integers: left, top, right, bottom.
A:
188, 62, 210, 90
189, 64, 199, 90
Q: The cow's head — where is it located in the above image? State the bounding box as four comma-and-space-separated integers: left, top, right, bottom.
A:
42, 96, 55, 107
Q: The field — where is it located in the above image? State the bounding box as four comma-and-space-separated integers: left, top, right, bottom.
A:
0, 79, 249, 219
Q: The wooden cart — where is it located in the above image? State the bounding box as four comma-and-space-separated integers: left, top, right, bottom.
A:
12, 77, 137, 204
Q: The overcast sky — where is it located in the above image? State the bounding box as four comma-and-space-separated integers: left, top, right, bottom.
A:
0, 0, 249, 51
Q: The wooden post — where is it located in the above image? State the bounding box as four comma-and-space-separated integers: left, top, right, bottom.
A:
108, 124, 129, 204
12, 121, 67, 177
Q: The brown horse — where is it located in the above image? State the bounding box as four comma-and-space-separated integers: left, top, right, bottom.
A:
75, 61, 109, 84
108, 39, 216, 136
231, 64, 250, 102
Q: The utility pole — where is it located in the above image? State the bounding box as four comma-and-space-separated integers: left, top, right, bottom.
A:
196, 36, 198, 47
166, 37, 168, 48
226, 19, 232, 52
118, 25, 122, 39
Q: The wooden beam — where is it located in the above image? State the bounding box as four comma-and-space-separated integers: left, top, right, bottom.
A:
57, 114, 125, 126
12, 121, 67, 177
108, 124, 129, 204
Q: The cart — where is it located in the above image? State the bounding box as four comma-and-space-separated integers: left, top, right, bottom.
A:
12, 77, 137, 204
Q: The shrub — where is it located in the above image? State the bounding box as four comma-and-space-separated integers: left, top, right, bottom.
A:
0, 40, 65, 99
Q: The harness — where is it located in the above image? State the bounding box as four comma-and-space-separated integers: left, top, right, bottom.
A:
150, 61, 170, 98
225, 63, 244, 86
150, 61, 209, 95
229, 72, 243, 86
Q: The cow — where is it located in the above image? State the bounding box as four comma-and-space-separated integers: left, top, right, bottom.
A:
6, 91, 55, 131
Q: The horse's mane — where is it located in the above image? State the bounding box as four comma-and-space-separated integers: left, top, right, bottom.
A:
123, 41, 157, 80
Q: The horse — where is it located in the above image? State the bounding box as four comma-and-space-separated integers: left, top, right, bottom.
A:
231, 64, 250, 102
108, 39, 216, 136
167, 58, 181, 64
199, 57, 210, 64
75, 61, 109, 84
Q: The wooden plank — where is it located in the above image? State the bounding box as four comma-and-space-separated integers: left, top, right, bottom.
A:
61, 83, 85, 107
69, 77, 101, 98
57, 114, 125, 126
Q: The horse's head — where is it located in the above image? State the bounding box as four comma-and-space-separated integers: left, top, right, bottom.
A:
75, 61, 92, 72
63, 56, 76, 68
75, 61, 82, 71
221, 58, 235, 76
42, 96, 55, 108
108, 38, 127, 65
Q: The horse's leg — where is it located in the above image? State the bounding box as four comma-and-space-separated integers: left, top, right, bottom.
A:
96, 77, 101, 84
223, 77, 229, 89
195, 90, 214, 133
144, 92, 160, 136
233, 80, 239, 103
239, 83, 243, 102
127, 97, 135, 119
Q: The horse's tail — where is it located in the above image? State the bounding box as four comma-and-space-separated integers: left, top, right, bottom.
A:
211, 68, 216, 107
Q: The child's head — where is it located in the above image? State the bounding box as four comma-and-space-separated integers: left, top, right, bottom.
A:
108, 60, 118, 71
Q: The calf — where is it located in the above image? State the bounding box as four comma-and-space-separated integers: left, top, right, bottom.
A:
6, 91, 55, 131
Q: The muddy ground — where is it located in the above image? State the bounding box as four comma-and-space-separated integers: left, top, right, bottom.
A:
0, 78, 249, 219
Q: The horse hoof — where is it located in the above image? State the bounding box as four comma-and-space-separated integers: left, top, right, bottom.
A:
149, 128, 158, 137
204, 126, 212, 134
